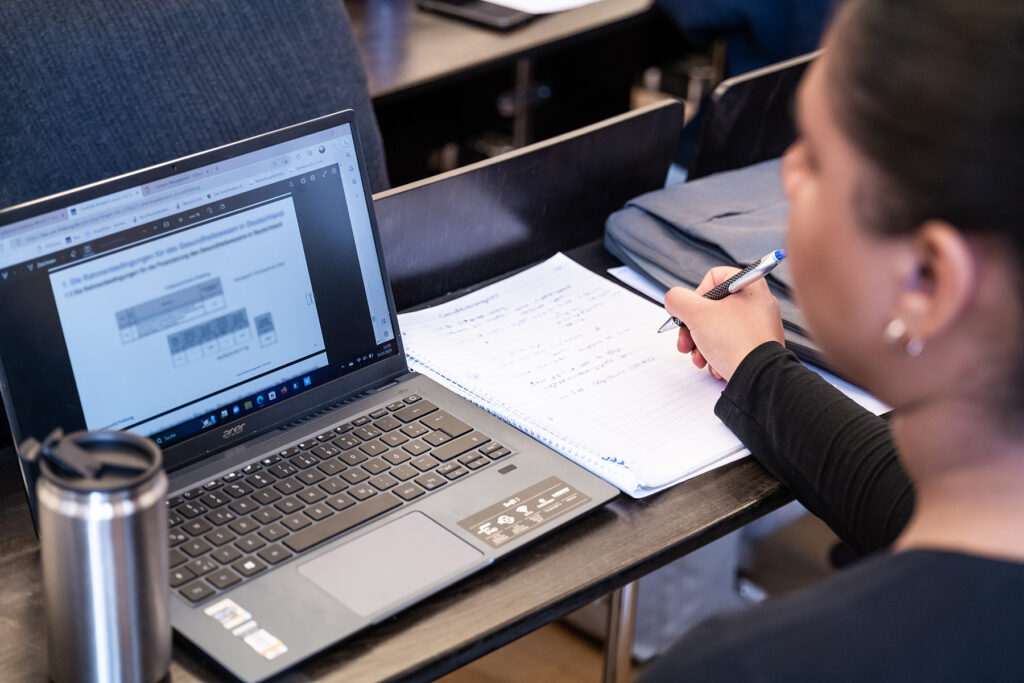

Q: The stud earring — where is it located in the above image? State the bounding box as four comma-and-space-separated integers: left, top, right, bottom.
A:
883, 318, 925, 357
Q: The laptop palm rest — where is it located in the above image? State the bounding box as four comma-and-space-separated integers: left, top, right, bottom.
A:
298, 511, 483, 618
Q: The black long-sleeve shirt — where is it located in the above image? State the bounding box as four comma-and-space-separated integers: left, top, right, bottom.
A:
643, 342, 1024, 682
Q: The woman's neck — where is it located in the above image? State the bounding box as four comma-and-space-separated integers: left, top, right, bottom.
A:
891, 398, 1024, 562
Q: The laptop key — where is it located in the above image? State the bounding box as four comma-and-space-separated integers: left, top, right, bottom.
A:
182, 518, 213, 536
421, 410, 471, 438
382, 432, 408, 448
391, 463, 419, 481
181, 539, 213, 557
316, 431, 336, 442
284, 493, 402, 553
278, 446, 300, 458
319, 477, 347, 494
187, 556, 218, 577
258, 544, 293, 565
179, 580, 216, 603
169, 567, 196, 588
394, 483, 425, 501
383, 449, 411, 465
253, 487, 282, 505
232, 557, 267, 578
349, 484, 377, 501
235, 533, 266, 553
262, 455, 281, 466
459, 452, 486, 466
369, 408, 388, 419
353, 426, 382, 441
298, 469, 326, 486
282, 514, 311, 532
268, 461, 298, 478
334, 422, 354, 434
169, 530, 188, 546
403, 440, 431, 456
204, 529, 237, 547
443, 467, 468, 480
333, 435, 360, 451
362, 457, 390, 474
228, 517, 258, 536
340, 451, 368, 467
169, 548, 188, 568
415, 473, 446, 491
487, 447, 512, 460
224, 482, 253, 498
222, 471, 243, 483
242, 462, 263, 474
246, 472, 274, 488
342, 468, 369, 485
205, 508, 237, 526
182, 487, 203, 500
386, 401, 405, 412
167, 511, 185, 527
423, 431, 452, 447
305, 503, 334, 521
351, 416, 371, 426
312, 444, 340, 459
200, 491, 230, 509
463, 456, 489, 471
228, 497, 257, 515
318, 458, 346, 476
252, 506, 283, 524
290, 453, 318, 469
175, 501, 208, 518
432, 432, 490, 462
275, 496, 304, 514
202, 480, 224, 491
410, 454, 439, 471
403, 394, 422, 404
369, 473, 398, 491
359, 441, 388, 457
326, 493, 356, 511
210, 545, 242, 565
298, 487, 327, 504
393, 401, 437, 423
207, 568, 241, 590
259, 523, 290, 541
400, 423, 428, 439
273, 477, 302, 495
297, 440, 318, 450
374, 416, 401, 432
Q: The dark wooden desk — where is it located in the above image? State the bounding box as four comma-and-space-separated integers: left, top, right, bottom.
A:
0, 389, 789, 681
347, 0, 655, 101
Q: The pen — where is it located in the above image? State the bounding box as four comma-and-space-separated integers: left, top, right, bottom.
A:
657, 249, 786, 333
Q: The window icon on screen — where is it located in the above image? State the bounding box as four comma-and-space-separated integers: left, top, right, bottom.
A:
233, 405, 240, 415
303, 376, 312, 387
256, 395, 264, 406
268, 391, 276, 401
244, 401, 253, 410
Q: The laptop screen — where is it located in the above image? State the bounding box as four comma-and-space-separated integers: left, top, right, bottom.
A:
0, 116, 399, 454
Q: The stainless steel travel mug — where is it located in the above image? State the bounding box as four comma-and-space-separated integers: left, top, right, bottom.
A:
25, 429, 170, 683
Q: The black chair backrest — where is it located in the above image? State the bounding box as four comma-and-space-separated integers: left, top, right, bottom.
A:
374, 99, 685, 309
688, 51, 819, 181
0, 0, 388, 211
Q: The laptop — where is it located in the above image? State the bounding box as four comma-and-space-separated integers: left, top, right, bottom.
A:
0, 110, 618, 681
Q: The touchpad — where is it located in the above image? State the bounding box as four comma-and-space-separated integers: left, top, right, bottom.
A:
298, 512, 483, 617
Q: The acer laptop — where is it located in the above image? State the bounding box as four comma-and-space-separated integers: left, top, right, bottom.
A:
0, 110, 618, 681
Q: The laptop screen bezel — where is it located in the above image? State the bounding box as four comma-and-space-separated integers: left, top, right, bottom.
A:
0, 110, 410, 483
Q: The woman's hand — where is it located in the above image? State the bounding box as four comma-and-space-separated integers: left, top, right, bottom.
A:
665, 267, 785, 381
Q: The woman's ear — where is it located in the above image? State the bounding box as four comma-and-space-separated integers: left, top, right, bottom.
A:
894, 220, 977, 340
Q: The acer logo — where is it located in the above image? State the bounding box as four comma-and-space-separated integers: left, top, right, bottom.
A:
222, 423, 246, 439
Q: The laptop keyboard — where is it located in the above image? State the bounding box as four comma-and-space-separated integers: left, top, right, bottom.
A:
166, 394, 511, 604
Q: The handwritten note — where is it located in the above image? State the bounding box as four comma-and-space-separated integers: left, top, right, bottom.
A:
399, 253, 746, 497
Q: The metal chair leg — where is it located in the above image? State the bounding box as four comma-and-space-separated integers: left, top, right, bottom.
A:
603, 580, 638, 683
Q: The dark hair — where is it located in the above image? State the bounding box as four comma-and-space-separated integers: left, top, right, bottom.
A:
827, 0, 1024, 253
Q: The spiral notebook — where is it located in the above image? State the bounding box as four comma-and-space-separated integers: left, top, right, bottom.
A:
398, 253, 748, 497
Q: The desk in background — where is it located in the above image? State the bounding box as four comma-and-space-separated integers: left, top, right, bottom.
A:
346, 0, 687, 185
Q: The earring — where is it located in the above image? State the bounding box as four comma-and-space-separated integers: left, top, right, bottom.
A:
883, 318, 925, 357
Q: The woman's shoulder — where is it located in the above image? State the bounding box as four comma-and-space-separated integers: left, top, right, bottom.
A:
642, 550, 1024, 682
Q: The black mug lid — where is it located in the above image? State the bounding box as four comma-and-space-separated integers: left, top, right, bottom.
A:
21, 429, 163, 492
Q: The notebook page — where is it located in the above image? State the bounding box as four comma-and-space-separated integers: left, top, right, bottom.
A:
399, 253, 743, 497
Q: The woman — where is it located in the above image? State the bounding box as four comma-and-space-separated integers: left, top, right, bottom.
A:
644, 0, 1024, 679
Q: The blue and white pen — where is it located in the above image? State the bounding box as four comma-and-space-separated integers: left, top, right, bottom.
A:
657, 249, 787, 333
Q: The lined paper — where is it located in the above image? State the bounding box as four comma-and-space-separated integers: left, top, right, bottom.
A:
398, 253, 745, 497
